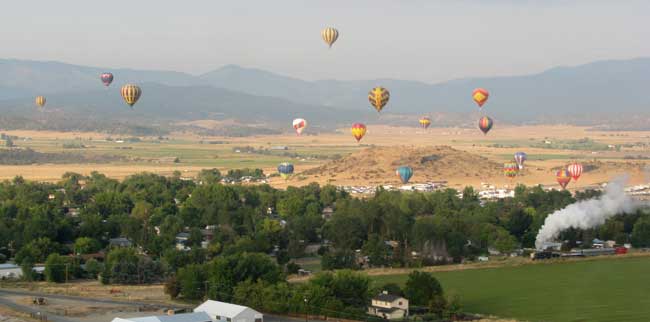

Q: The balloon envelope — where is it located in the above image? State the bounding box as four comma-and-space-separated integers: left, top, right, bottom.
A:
514, 152, 527, 170
556, 169, 572, 189
419, 117, 431, 129
368, 87, 390, 112
277, 162, 294, 179
503, 162, 519, 178
121, 84, 142, 107
396, 166, 414, 184
351, 123, 367, 142
321, 27, 339, 48
35, 96, 46, 108
567, 162, 583, 181
472, 88, 489, 107
100, 73, 114, 86
478, 116, 493, 135
293, 118, 307, 135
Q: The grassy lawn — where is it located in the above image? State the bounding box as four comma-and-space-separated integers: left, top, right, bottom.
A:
370, 256, 650, 322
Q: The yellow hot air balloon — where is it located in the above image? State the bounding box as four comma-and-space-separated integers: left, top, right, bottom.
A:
35, 96, 46, 109
321, 27, 339, 48
368, 87, 389, 112
121, 84, 142, 107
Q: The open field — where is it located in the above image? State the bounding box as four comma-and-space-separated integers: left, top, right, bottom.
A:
369, 255, 650, 322
1, 125, 650, 190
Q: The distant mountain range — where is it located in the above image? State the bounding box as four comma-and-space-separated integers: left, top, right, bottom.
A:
0, 57, 648, 129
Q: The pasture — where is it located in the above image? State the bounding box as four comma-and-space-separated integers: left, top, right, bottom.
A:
370, 256, 650, 322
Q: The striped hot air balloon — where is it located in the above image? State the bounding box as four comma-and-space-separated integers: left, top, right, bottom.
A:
351, 123, 367, 142
35, 96, 46, 109
120, 84, 141, 107
567, 162, 583, 181
472, 88, 489, 108
503, 162, 519, 178
514, 152, 527, 170
292, 118, 307, 136
419, 117, 431, 129
368, 87, 390, 112
277, 162, 294, 180
100, 73, 114, 86
321, 27, 339, 48
396, 166, 413, 184
478, 116, 493, 135
556, 169, 572, 189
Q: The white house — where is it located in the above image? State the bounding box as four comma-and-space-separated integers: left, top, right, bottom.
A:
367, 291, 409, 320
112, 312, 212, 322
0, 263, 45, 279
194, 300, 263, 322
0, 264, 22, 279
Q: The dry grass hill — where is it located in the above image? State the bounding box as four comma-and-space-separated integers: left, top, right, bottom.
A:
301, 146, 503, 185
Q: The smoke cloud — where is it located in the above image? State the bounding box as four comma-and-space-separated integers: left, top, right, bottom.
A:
535, 176, 645, 249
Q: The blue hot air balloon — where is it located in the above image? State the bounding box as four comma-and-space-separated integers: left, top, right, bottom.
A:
277, 162, 294, 179
396, 166, 413, 184
514, 152, 527, 170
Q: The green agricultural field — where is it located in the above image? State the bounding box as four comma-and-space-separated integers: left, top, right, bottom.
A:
371, 256, 650, 322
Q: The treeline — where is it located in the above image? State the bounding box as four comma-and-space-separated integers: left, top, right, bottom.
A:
0, 116, 164, 136
175, 125, 282, 137
0, 148, 122, 165
232, 146, 335, 160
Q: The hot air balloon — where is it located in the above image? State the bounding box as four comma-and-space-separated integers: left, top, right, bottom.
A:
503, 162, 519, 179
321, 27, 339, 48
396, 166, 413, 184
478, 116, 493, 135
567, 162, 583, 181
368, 87, 390, 112
35, 96, 46, 109
277, 162, 294, 180
514, 152, 527, 170
293, 118, 307, 136
351, 123, 367, 142
556, 169, 572, 189
419, 117, 431, 129
472, 88, 489, 108
100, 73, 114, 86
121, 84, 141, 107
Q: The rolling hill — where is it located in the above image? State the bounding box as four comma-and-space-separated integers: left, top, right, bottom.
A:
199, 58, 650, 122
0, 57, 648, 128
300, 146, 502, 185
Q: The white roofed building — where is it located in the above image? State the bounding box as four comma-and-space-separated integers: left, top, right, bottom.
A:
194, 300, 263, 322
112, 312, 212, 322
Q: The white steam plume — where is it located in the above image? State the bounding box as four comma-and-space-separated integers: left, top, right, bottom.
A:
535, 176, 645, 249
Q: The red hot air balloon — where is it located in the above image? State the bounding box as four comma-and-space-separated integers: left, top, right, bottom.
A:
567, 162, 583, 181
478, 116, 493, 135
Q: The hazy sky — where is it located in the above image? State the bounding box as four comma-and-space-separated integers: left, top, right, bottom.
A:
1, 0, 648, 83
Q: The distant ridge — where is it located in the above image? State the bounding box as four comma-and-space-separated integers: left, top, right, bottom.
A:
0, 57, 648, 126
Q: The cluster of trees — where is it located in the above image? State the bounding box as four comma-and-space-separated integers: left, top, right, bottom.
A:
0, 148, 122, 165
0, 116, 164, 136
0, 170, 649, 317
